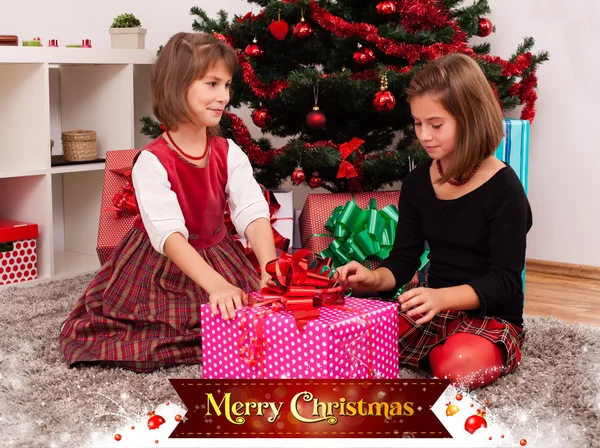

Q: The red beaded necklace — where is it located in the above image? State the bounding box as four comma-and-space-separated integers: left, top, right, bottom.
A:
436, 160, 481, 186
165, 130, 209, 161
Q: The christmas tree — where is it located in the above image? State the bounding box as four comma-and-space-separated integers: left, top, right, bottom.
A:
142, 0, 547, 192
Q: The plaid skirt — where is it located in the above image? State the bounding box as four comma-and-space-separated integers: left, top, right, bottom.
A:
59, 227, 261, 372
398, 310, 525, 376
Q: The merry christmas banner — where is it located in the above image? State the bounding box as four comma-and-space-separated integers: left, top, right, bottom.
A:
168, 380, 450, 439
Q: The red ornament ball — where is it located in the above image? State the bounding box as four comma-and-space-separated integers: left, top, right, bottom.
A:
251, 107, 272, 128
114, 434, 122, 441
376, 1, 397, 15
520, 440, 528, 447
477, 17, 493, 37
148, 414, 166, 430
353, 47, 376, 65
306, 107, 326, 130
309, 172, 323, 188
213, 33, 227, 42
455, 393, 463, 401
291, 166, 306, 185
131, 426, 135, 430
373, 90, 396, 113
293, 21, 313, 39
464, 414, 487, 435
244, 43, 264, 58
175, 414, 182, 422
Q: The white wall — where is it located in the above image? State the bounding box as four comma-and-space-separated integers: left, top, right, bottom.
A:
488, 0, 600, 266
1, 1, 598, 266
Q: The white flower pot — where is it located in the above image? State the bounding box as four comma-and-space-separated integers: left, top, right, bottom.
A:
109, 28, 147, 49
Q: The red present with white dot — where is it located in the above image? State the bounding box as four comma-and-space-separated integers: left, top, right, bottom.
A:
0, 220, 38, 285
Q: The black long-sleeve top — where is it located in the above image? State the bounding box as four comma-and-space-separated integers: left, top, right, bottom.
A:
380, 162, 532, 327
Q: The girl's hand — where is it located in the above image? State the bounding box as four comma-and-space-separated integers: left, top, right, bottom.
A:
398, 287, 444, 325
260, 270, 275, 289
209, 283, 248, 320
333, 261, 379, 292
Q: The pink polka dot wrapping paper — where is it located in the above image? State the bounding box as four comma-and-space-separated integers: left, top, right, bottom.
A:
201, 297, 399, 379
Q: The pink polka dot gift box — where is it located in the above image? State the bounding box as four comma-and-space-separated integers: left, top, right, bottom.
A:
201, 296, 399, 379
0, 219, 38, 285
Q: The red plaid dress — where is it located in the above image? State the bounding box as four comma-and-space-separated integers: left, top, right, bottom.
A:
59, 137, 261, 372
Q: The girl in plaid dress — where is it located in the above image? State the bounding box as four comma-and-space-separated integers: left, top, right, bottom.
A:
59, 33, 277, 372
335, 54, 532, 389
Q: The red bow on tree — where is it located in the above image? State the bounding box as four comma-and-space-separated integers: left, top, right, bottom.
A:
337, 137, 364, 179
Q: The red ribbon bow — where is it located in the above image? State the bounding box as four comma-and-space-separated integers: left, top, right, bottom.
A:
237, 250, 344, 378
104, 168, 139, 219
336, 137, 364, 179
249, 249, 344, 330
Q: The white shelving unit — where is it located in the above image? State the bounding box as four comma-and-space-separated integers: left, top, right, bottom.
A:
0, 47, 156, 287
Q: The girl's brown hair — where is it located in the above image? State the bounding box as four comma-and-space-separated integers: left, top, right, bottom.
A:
406, 53, 504, 183
151, 32, 238, 137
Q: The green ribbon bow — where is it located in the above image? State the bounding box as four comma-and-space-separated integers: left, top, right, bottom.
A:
319, 198, 399, 268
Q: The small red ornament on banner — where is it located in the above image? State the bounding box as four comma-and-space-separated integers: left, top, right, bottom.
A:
244, 38, 264, 58
464, 409, 487, 434
268, 11, 289, 41
147, 413, 166, 430
477, 17, 493, 37
251, 106, 272, 128
337, 137, 363, 179
291, 166, 306, 184
81, 39, 92, 48
48, 39, 58, 47
373, 74, 396, 113
376, 1, 397, 15
353, 43, 376, 65
309, 171, 323, 188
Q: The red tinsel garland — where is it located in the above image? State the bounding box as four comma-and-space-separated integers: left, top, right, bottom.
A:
226, 112, 283, 165
239, 54, 289, 99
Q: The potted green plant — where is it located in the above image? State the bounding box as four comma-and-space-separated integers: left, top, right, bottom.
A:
109, 13, 147, 49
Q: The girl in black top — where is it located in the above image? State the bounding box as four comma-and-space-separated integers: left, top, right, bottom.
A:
334, 53, 532, 389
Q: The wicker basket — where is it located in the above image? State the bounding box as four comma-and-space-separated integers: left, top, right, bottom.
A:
61, 130, 97, 162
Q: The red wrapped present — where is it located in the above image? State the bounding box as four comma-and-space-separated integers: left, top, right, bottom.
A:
0, 220, 38, 285
97, 149, 141, 265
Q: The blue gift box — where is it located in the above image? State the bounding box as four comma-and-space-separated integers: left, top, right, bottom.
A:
496, 118, 530, 291
495, 118, 530, 194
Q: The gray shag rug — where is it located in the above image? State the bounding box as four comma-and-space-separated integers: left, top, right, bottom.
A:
0, 274, 598, 448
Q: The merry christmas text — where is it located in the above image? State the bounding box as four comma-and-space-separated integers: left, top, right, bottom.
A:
204, 391, 415, 425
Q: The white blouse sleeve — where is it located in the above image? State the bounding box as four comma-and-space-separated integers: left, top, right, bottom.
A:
132, 151, 189, 255
225, 139, 270, 237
